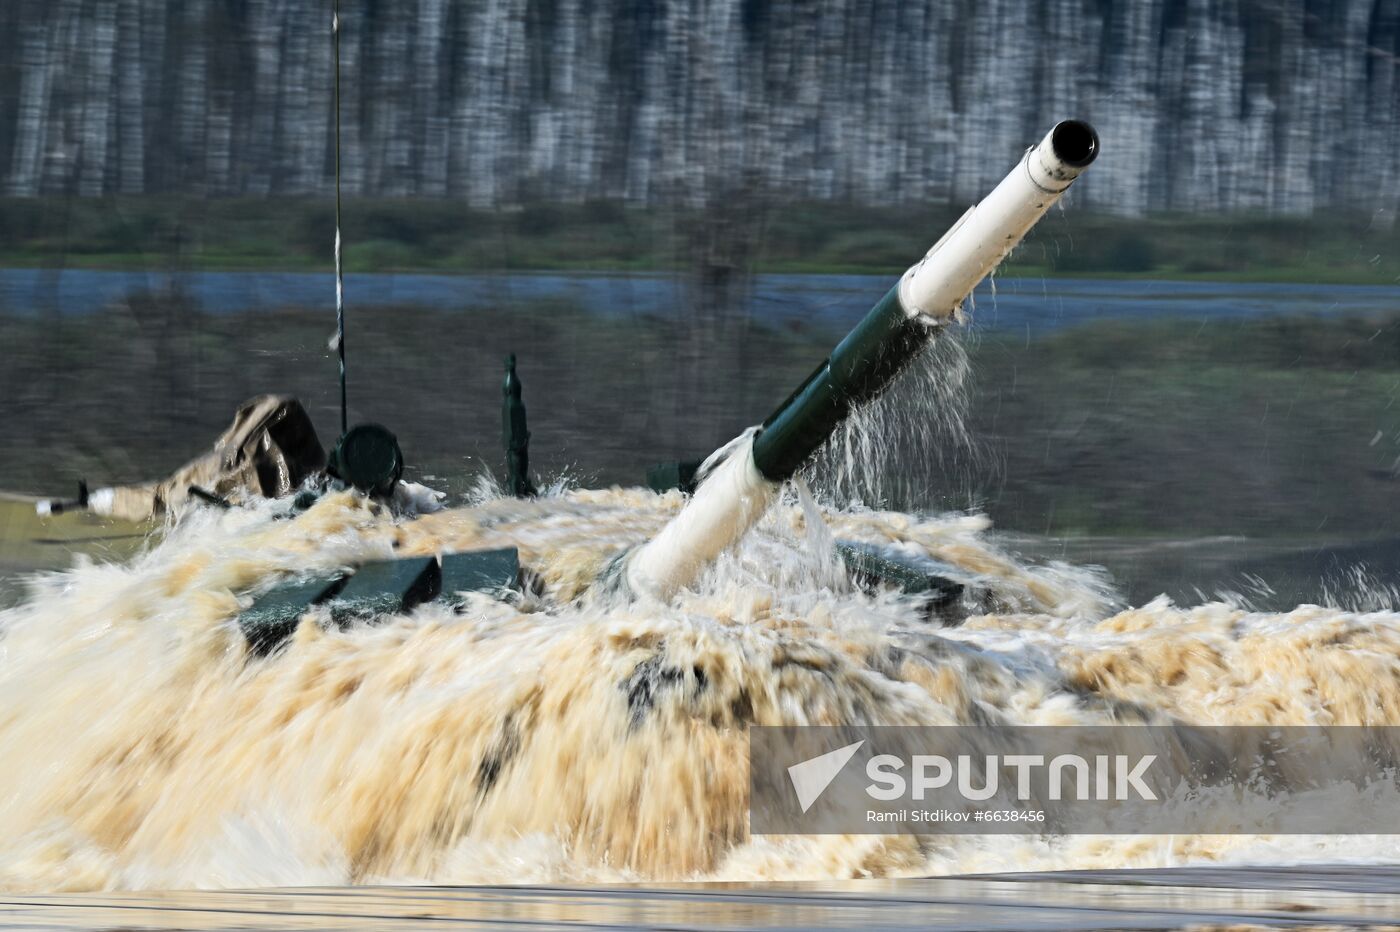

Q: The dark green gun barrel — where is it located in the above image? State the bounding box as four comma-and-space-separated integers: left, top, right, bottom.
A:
751, 284, 931, 482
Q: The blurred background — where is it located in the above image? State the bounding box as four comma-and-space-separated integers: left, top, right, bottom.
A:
1, 0, 1398, 606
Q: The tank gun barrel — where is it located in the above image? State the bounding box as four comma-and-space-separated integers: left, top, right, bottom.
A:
753, 120, 1098, 481
627, 121, 1099, 600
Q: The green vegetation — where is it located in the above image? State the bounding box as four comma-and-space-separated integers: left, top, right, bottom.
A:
2, 197, 1398, 284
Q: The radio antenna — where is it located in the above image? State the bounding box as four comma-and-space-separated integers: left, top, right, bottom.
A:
331, 0, 347, 435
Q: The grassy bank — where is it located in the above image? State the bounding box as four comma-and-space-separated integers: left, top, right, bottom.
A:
2, 197, 1398, 284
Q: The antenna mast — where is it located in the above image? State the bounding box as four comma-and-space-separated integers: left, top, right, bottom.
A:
332, 0, 347, 435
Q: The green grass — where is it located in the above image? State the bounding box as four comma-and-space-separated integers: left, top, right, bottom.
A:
2, 196, 1398, 285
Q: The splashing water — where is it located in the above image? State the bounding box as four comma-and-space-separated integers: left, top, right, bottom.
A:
808, 329, 993, 512
2, 470, 1400, 892
1320, 564, 1400, 614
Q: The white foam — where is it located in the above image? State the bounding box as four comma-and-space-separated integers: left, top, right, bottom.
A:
0, 489, 1397, 891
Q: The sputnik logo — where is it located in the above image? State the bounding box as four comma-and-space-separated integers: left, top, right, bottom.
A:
787, 740, 864, 813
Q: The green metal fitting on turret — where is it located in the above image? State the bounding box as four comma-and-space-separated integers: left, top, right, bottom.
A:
325, 555, 440, 624
751, 284, 933, 482
502, 354, 537, 497
645, 458, 704, 494
237, 547, 522, 655
328, 423, 404, 496
835, 539, 970, 624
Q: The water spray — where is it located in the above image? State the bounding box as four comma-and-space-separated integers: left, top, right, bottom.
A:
625, 121, 1100, 600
